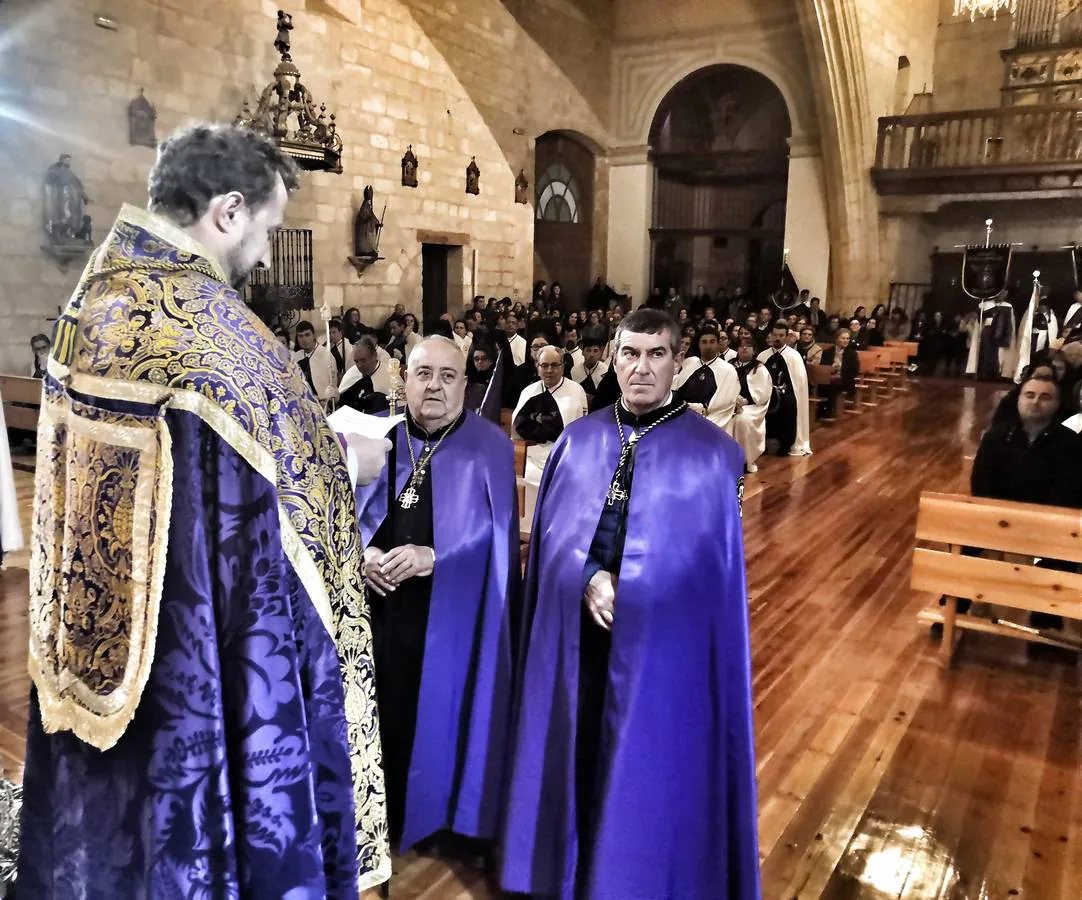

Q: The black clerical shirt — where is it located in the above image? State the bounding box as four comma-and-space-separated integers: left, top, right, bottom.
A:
582, 396, 687, 587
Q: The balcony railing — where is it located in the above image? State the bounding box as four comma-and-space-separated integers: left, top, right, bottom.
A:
872, 103, 1082, 196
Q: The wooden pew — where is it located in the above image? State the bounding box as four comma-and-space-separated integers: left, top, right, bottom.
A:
807, 364, 840, 423
500, 408, 513, 436
854, 351, 889, 408
911, 491, 1082, 661
0, 374, 42, 433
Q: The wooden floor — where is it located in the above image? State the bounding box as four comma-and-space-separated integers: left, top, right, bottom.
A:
3, 379, 1081, 899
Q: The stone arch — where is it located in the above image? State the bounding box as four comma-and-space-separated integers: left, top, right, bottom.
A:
622, 51, 817, 148
646, 65, 793, 298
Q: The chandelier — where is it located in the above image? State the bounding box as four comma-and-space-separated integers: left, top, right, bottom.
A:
234, 10, 343, 174
952, 0, 1017, 20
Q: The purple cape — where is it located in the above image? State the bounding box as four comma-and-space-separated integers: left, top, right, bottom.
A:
354, 411, 519, 850
499, 406, 760, 900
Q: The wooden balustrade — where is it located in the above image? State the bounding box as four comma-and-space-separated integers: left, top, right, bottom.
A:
872, 103, 1082, 196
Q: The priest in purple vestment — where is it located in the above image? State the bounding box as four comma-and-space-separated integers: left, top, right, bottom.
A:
355, 336, 519, 856
17, 124, 392, 899
500, 308, 760, 900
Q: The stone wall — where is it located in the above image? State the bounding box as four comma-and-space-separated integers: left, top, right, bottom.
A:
933, 4, 1013, 112
0, 0, 605, 374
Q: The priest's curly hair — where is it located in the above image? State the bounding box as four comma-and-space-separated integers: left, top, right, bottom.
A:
148, 123, 300, 225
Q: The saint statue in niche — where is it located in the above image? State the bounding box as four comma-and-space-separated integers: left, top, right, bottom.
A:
354, 185, 383, 258
401, 145, 418, 187
43, 154, 91, 244
515, 169, 529, 205
466, 157, 480, 196
128, 89, 157, 148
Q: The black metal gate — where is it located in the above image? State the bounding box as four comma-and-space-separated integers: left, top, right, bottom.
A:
246, 228, 314, 328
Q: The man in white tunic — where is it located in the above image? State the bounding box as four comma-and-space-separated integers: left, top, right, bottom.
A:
758, 322, 812, 457
571, 333, 610, 410
513, 346, 588, 518
674, 324, 740, 431
728, 339, 773, 473
338, 336, 393, 411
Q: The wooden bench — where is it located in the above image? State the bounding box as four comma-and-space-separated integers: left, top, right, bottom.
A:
807, 364, 840, 423
911, 491, 1082, 660
1, 374, 42, 433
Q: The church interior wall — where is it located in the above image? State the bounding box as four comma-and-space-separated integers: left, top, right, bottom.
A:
606, 1, 827, 304
932, 4, 1013, 112
0, 0, 608, 375
784, 151, 832, 302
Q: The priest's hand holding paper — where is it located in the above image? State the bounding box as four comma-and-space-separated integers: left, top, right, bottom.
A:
344, 434, 391, 486
327, 405, 404, 487
585, 569, 617, 631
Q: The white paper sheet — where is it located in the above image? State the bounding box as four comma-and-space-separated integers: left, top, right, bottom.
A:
326, 408, 402, 488
326, 407, 404, 439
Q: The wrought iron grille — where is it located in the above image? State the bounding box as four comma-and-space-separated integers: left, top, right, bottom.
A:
245, 228, 314, 326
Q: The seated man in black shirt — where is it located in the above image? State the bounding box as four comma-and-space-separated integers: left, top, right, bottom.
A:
971, 372, 1082, 507
970, 371, 1082, 630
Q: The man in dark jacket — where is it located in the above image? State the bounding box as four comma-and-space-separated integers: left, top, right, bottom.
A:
971, 373, 1082, 507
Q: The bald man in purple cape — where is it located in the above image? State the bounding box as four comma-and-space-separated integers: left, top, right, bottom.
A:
500, 309, 760, 900
355, 336, 519, 858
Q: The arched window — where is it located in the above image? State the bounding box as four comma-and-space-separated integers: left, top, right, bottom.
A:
535, 163, 582, 223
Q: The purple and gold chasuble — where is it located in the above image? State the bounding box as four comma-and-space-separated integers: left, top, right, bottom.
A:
500, 407, 761, 900
18, 206, 389, 898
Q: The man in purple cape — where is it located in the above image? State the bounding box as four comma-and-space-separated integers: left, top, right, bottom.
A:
355, 336, 519, 855
500, 309, 760, 900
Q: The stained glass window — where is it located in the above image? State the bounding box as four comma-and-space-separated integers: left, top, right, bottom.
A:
535, 163, 581, 223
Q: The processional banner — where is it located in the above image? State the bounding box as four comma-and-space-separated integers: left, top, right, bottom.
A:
961, 245, 1013, 301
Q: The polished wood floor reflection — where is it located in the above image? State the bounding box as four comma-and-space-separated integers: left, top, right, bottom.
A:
3, 380, 1080, 899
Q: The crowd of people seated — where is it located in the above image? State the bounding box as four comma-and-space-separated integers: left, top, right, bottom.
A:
273, 281, 950, 479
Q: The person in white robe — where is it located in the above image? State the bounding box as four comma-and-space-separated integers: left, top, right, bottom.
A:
673, 324, 740, 431
718, 330, 737, 363
506, 313, 528, 367
1061, 288, 1082, 344
966, 293, 1017, 379
324, 318, 353, 379
571, 333, 610, 410
338, 335, 392, 410
293, 320, 339, 407
758, 322, 812, 457
512, 346, 589, 520
453, 320, 473, 356
0, 386, 24, 565
727, 338, 773, 473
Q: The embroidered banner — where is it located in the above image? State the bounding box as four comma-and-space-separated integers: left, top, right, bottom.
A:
962, 245, 1013, 301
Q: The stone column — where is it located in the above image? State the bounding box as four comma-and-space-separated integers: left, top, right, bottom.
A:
784, 131, 832, 305
606, 145, 653, 304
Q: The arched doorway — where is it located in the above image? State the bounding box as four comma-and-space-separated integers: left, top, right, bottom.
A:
648, 65, 791, 300
534, 131, 595, 310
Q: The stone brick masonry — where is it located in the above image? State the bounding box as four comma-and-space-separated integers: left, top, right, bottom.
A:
0, 0, 606, 373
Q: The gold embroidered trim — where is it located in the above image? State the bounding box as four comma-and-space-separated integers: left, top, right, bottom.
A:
29, 394, 173, 751
112, 204, 228, 282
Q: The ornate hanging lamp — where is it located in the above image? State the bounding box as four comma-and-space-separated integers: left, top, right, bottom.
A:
952, 0, 1017, 21
234, 10, 343, 173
